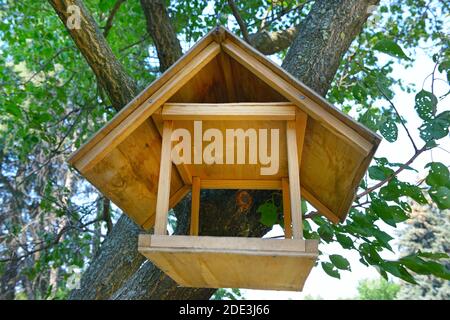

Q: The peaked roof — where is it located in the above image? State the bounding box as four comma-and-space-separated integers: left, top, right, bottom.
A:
68, 26, 381, 228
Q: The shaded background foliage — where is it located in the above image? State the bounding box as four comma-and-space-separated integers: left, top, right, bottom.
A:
0, 0, 449, 299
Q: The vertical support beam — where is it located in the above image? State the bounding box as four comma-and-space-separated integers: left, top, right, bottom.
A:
154, 120, 173, 235
296, 110, 308, 167
282, 178, 292, 239
286, 120, 303, 239
190, 176, 201, 236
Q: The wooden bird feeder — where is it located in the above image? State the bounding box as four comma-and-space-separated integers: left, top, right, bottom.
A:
68, 27, 381, 291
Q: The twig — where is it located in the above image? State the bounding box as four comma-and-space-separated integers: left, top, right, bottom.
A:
227, 0, 251, 44
376, 82, 419, 152
21, 48, 67, 85
103, 0, 126, 38
0, 218, 103, 263
356, 145, 428, 199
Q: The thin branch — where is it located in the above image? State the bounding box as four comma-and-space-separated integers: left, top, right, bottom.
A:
356, 145, 428, 199
376, 82, 419, 152
227, 0, 251, 44
0, 218, 103, 263
103, 0, 126, 38
21, 48, 67, 85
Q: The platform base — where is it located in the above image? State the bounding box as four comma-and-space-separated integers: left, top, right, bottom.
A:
138, 235, 319, 291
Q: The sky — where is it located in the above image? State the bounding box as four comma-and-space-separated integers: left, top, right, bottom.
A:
239, 47, 450, 300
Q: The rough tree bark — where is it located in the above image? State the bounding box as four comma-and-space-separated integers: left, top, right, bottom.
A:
48, 0, 379, 300
282, 0, 379, 96
49, 0, 137, 110
139, 0, 183, 72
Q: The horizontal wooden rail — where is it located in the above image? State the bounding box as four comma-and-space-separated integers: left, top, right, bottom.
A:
200, 179, 283, 190
161, 103, 296, 121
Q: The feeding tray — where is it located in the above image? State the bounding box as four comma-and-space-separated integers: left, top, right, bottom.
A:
68, 27, 381, 291
138, 235, 318, 291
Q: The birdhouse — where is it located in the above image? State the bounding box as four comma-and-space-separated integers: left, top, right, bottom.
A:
68, 27, 380, 291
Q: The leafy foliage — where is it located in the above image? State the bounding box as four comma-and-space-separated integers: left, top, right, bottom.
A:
356, 278, 400, 300
0, 0, 449, 299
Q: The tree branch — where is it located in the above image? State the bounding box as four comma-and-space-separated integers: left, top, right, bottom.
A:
250, 25, 299, 55
103, 0, 126, 38
48, 0, 137, 110
227, 0, 251, 44
356, 145, 428, 199
139, 0, 182, 72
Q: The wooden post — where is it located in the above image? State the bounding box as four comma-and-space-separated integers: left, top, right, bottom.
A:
154, 121, 173, 235
190, 177, 201, 236
282, 178, 293, 239
286, 120, 303, 239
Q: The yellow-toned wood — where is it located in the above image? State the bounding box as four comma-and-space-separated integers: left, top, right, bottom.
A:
162, 103, 296, 121
68, 26, 381, 226
224, 28, 381, 145
222, 39, 373, 157
200, 179, 282, 190
73, 42, 221, 173
218, 52, 236, 102
138, 235, 318, 291
154, 121, 174, 235
300, 187, 340, 224
190, 177, 201, 236
173, 119, 288, 181
282, 178, 292, 239
296, 110, 307, 167
68, 30, 217, 166
142, 235, 307, 252
286, 121, 303, 239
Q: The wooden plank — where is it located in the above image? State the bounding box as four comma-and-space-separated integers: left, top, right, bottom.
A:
296, 110, 308, 167
190, 177, 201, 236
141, 185, 191, 230
301, 187, 340, 224
68, 30, 216, 166
218, 52, 236, 102
162, 103, 296, 120
140, 235, 308, 252
141, 250, 316, 291
282, 178, 292, 239
154, 121, 174, 235
200, 179, 282, 190
138, 235, 319, 291
286, 120, 303, 239
73, 42, 221, 173
223, 27, 381, 145
222, 39, 373, 157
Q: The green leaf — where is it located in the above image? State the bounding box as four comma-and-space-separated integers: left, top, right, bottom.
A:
428, 186, 450, 210
352, 83, 367, 103
336, 233, 354, 249
373, 39, 410, 60
381, 261, 417, 284
371, 198, 396, 227
369, 165, 394, 180
330, 254, 351, 271
5, 104, 22, 118
318, 225, 334, 243
417, 251, 449, 260
379, 119, 398, 142
301, 199, 308, 215
425, 162, 450, 188
415, 90, 437, 121
321, 262, 340, 279
371, 228, 394, 251
257, 201, 278, 227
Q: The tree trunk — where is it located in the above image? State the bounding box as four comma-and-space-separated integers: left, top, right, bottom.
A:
282, 0, 379, 97
49, 0, 378, 300
139, 0, 183, 72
